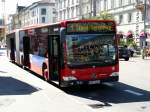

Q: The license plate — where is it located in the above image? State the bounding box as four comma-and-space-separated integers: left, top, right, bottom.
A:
88, 80, 100, 85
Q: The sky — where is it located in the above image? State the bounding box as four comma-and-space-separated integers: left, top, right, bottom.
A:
0, 0, 39, 18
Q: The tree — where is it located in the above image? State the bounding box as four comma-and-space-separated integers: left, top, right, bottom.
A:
84, 11, 114, 20
97, 11, 114, 20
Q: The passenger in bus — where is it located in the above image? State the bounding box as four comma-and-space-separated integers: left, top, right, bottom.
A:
33, 48, 39, 55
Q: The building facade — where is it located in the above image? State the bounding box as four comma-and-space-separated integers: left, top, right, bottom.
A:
0, 19, 5, 42
7, 0, 57, 33
93, 0, 150, 38
57, 0, 81, 21
57, 0, 150, 38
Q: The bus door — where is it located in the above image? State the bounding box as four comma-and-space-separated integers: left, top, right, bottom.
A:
48, 35, 61, 82
10, 38, 15, 61
23, 36, 30, 68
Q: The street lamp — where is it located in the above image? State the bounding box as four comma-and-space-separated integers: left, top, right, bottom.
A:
135, 0, 147, 59
144, 0, 146, 33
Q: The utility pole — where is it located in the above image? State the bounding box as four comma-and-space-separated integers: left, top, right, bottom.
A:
142, 0, 147, 59
91, 0, 96, 17
1, 0, 6, 44
144, 0, 146, 32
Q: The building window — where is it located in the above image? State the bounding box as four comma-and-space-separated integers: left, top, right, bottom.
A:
72, 0, 74, 5
99, 0, 101, 12
87, 6, 89, 14
119, 0, 123, 7
71, 7, 74, 18
53, 17, 57, 23
137, 0, 143, 4
53, 8, 57, 14
68, 0, 70, 6
37, 18, 38, 23
76, 6, 79, 16
64, 10, 66, 20
128, 0, 131, 4
60, 1, 62, 9
111, 0, 114, 9
42, 17, 46, 23
142, 13, 144, 21
32, 11, 35, 17
64, 0, 66, 8
128, 13, 132, 23
119, 15, 123, 24
67, 9, 69, 19
104, 0, 107, 10
41, 8, 46, 15
0, 19, 3, 25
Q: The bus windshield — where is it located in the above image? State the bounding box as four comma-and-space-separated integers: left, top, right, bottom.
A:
66, 34, 117, 66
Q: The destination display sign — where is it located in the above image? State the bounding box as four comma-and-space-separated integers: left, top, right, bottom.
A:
66, 21, 115, 34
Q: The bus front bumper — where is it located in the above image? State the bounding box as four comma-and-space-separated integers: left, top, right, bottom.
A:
60, 76, 119, 87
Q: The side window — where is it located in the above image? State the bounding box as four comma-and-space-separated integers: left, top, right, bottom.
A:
41, 8, 46, 15
38, 43, 47, 56
30, 35, 39, 55
42, 17, 46, 23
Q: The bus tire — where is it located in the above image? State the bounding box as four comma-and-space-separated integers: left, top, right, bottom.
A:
42, 63, 49, 81
21, 55, 24, 65
125, 57, 129, 61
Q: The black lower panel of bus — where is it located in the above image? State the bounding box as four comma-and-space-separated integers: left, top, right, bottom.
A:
23, 36, 30, 68
10, 38, 15, 61
60, 76, 119, 87
51, 72, 58, 81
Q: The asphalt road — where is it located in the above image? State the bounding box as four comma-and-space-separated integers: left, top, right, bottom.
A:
65, 57, 150, 112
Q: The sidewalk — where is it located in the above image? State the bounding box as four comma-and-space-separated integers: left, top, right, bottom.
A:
0, 49, 95, 112
130, 53, 150, 60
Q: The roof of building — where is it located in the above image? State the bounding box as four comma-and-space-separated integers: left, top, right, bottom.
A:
20, 0, 55, 11
17, 6, 26, 13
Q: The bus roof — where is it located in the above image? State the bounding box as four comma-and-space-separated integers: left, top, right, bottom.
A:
7, 20, 116, 33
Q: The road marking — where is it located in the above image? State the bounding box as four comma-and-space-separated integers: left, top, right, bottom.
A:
124, 90, 143, 96
104, 83, 114, 86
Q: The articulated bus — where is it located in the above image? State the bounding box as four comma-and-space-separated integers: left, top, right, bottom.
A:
6, 20, 119, 87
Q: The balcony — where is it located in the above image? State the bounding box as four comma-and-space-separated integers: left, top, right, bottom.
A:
135, 3, 145, 12
135, 1, 150, 12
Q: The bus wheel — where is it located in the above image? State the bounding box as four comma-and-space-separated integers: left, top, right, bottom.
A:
21, 55, 24, 65
43, 69, 49, 81
42, 63, 49, 81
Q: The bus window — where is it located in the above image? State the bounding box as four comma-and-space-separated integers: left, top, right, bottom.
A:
38, 43, 47, 56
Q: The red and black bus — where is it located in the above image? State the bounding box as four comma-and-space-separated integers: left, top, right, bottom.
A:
6, 20, 119, 87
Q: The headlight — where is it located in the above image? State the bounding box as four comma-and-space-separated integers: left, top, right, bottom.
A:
110, 72, 119, 76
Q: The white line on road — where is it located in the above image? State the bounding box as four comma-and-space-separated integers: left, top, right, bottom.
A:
124, 90, 144, 96
104, 82, 114, 86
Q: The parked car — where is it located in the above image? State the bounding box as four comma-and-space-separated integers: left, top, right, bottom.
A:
119, 46, 130, 61
128, 48, 135, 57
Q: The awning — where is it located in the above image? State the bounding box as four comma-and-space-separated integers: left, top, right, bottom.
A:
126, 31, 133, 38
117, 34, 123, 38
117, 31, 124, 38
140, 31, 147, 38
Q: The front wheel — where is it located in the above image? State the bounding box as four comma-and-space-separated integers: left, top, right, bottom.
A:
43, 69, 49, 81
